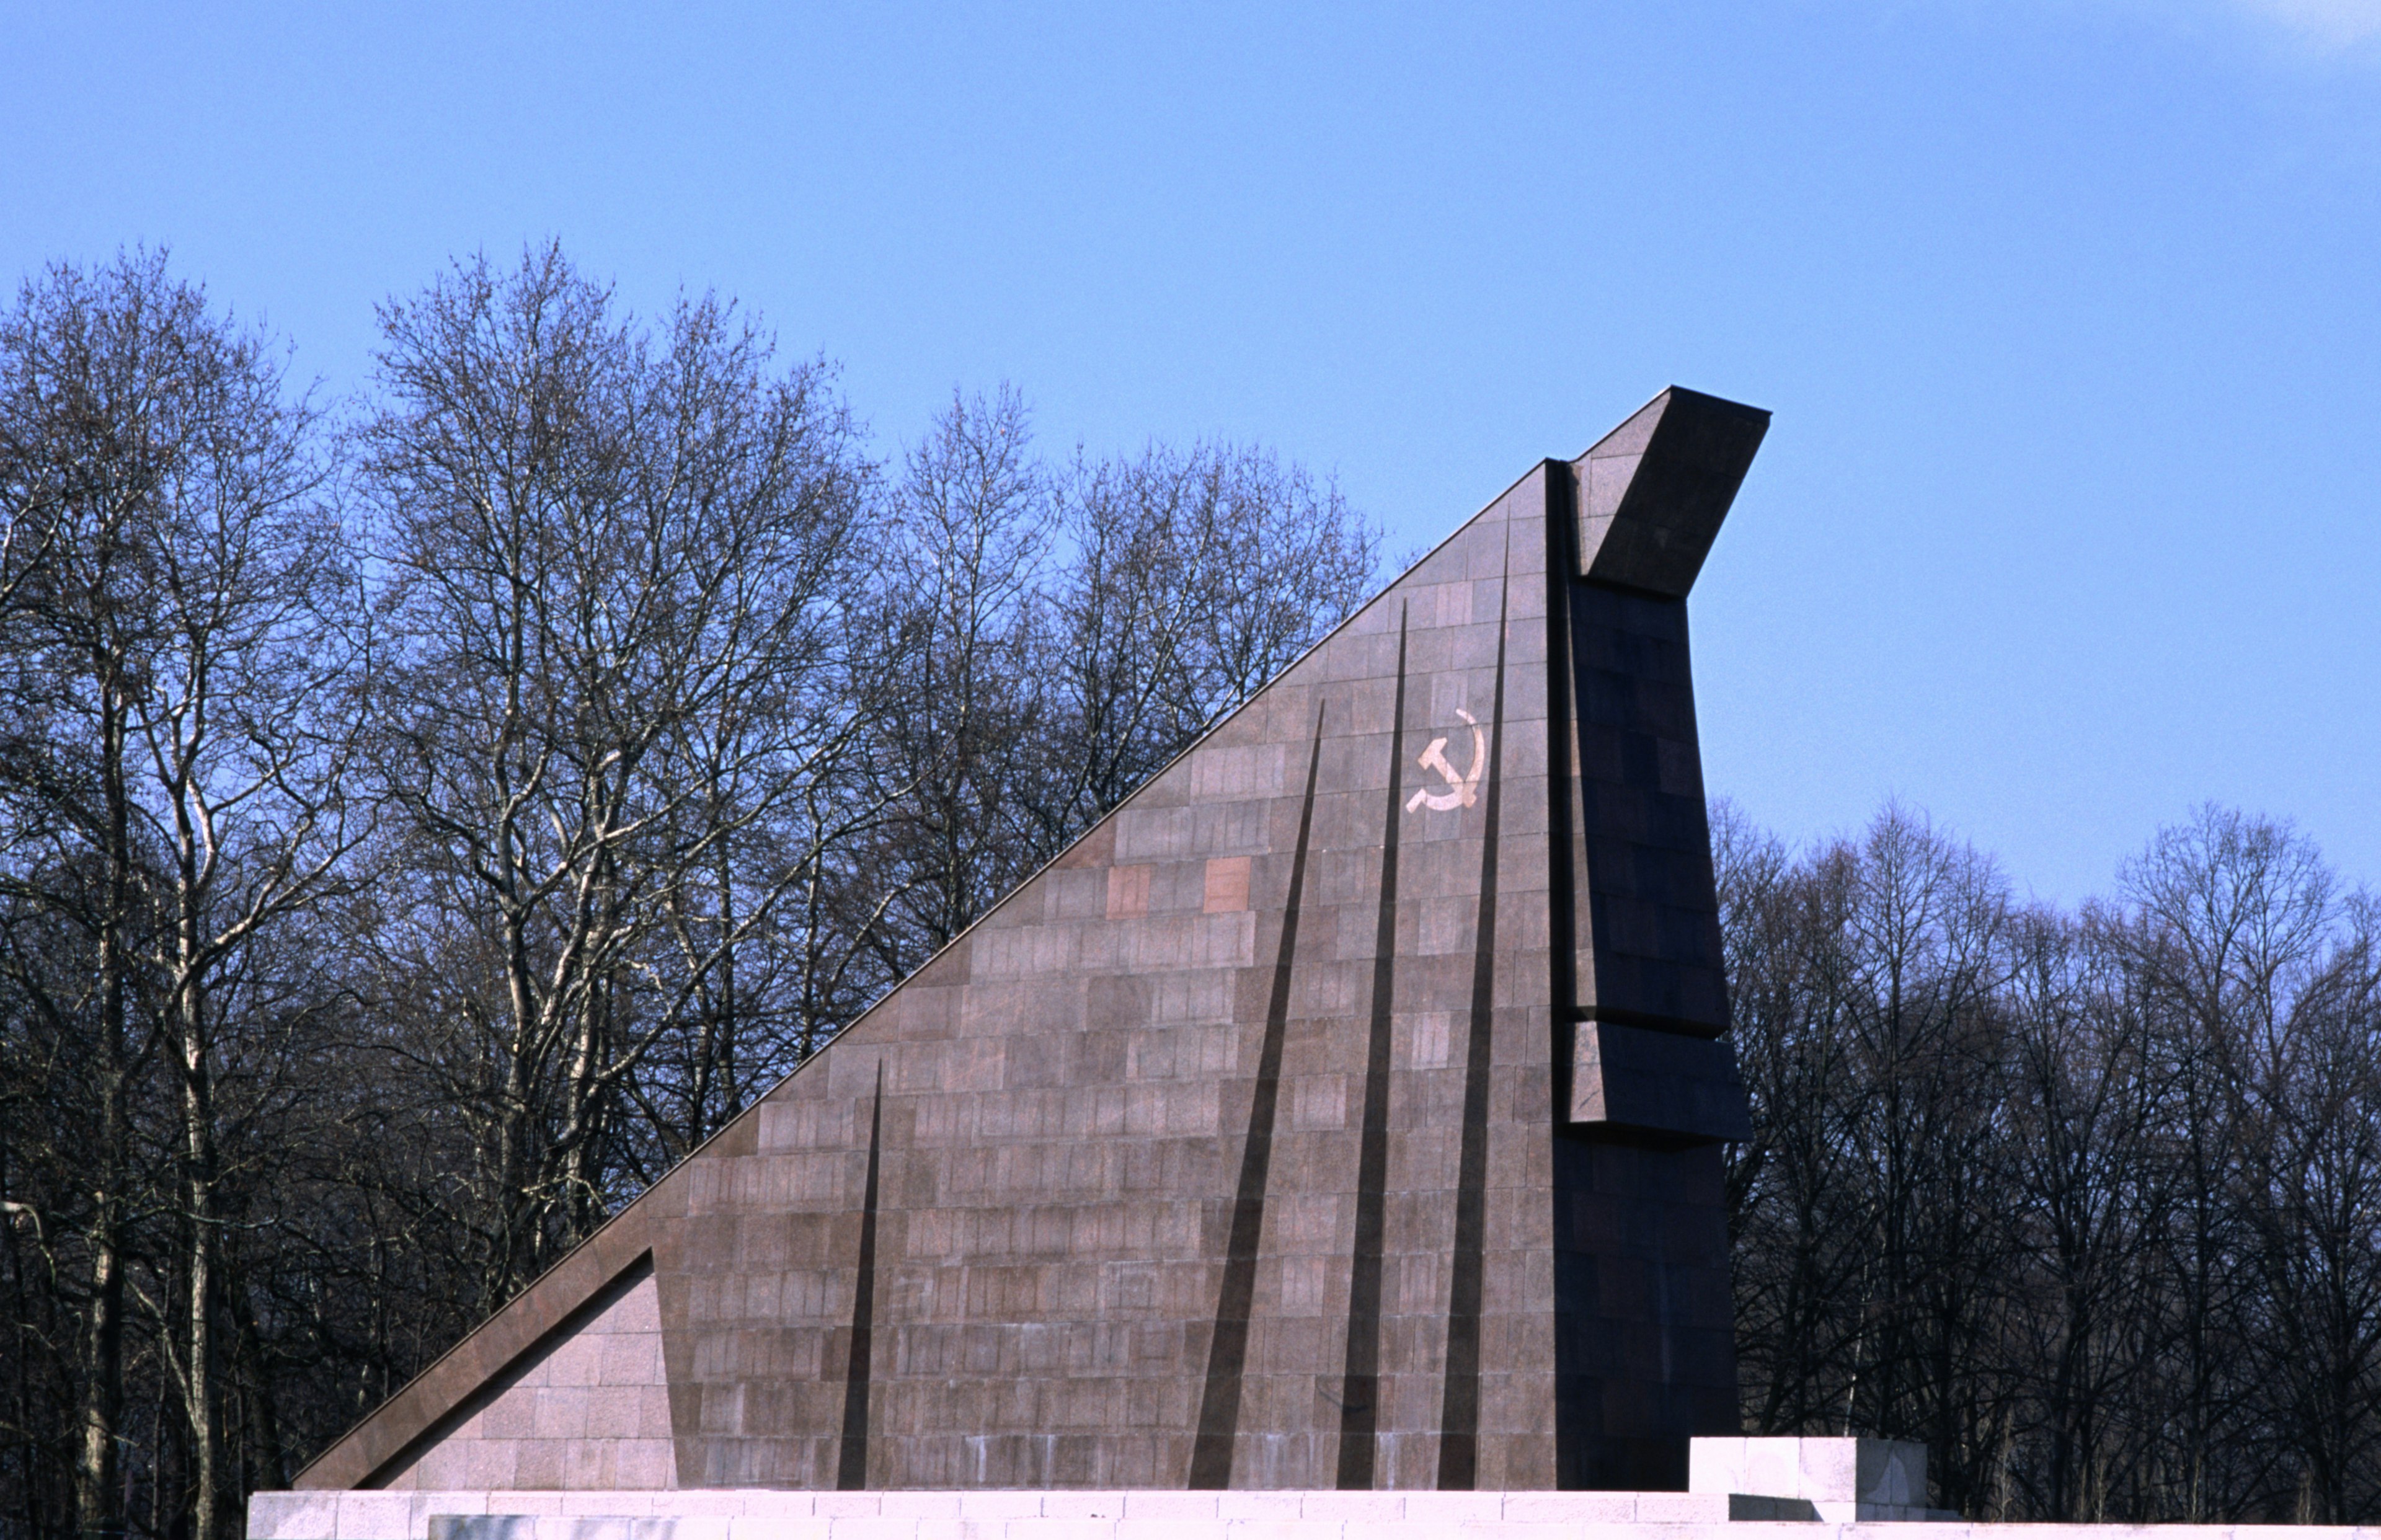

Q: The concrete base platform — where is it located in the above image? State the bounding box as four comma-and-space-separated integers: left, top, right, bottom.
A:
255, 1489, 1736, 1540
245, 1488, 2381, 1540
249, 1439, 2361, 1540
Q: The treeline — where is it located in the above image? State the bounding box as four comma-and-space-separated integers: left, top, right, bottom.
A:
1722, 802, 2381, 1524
4, 246, 2377, 1540
0, 246, 1379, 1540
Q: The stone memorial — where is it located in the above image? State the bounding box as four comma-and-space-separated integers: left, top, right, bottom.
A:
255, 386, 2381, 1539
270, 386, 1789, 1518
286, 386, 1768, 1498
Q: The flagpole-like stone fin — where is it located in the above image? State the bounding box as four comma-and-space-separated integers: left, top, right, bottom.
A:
1574, 387, 1770, 598
1559, 387, 1769, 1051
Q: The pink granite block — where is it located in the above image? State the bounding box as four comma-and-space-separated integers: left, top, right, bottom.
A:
990, 1522, 1115, 1540
1117, 1495, 1220, 1521
332, 1494, 418, 1540
1393, 1495, 1501, 1525
1498, 1494, 1636, 1524
725, 1522, 833, 1540
1112, 1521, 1237, 1540
458, 1442, 518, 1490
1205, 1521, 1318, 1540
613, 1440, 674, 1487
249, 1493, 342, 1540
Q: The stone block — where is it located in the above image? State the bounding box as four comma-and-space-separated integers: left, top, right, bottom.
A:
1111, 1521, 1234, 1540
334, 1494, 420, 1540
726, 1523, 833, 1540
1567, 1021, 1752, 1143
1690, 1435, 1941, 1521
251, 1494, 344, 1540
1568, 393, 1766, 600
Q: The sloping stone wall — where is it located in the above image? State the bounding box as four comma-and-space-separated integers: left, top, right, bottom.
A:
372, 1260, 675, 1490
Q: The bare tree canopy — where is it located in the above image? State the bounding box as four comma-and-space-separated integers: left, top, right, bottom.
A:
1724, 802, 2381, 1523
0, 250, 363, 1540
858, 387, 1380, 965
357, 243, 884, 1306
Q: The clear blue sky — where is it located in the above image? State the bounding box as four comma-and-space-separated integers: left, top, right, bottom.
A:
6, 1, 2376, 906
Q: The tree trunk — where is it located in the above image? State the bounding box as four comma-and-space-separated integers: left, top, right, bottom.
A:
74, 685, 131, 1540
182, 1021, 219, 1540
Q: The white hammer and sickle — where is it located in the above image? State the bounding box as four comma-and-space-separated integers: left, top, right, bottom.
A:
1405, 708, 1485, 813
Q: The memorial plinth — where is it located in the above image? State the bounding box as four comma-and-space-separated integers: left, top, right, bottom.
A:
251, 1439, 1964, 1540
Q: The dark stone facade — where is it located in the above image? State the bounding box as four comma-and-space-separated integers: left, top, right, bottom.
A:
296, 387, 1769, 1495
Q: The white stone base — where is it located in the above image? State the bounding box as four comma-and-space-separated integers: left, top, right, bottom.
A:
247, 1435, 2378, 1540
249, 1487, 1752, 1540
245, 1487, 2381, 1540
1695, 1437, 1959, 1523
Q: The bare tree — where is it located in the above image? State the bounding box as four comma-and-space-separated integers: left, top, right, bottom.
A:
1043, 439, 1376, 825
1998, 905, 2158, 1519
0, 250, 358, 1540
1725, 798, 2381, 1523
861, 398, 1382, 979
2119, 807, 2333, 1516
861, 386, 1055, 962
1725, 804, 2019, 1511
1719, 800, 1873, 1435
359, 243, 879, 1304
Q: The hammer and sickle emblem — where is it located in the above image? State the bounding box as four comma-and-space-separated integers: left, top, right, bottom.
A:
1405, 708, 1486, 813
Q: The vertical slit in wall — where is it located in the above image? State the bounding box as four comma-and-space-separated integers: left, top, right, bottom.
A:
1189, 704, 1329, 1489
1541, 462, 1596, 1489
1336, 605, 1408, 1491
1439, 560, 1511, 1490
836, 1064, 885, 1491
